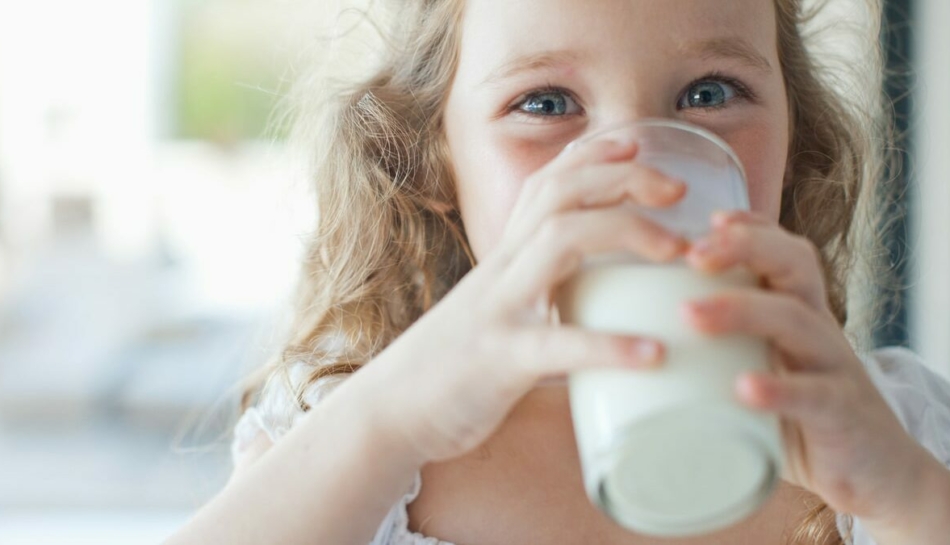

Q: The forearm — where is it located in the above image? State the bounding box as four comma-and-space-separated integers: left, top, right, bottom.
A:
165, 376, 423, 545
862, 447, 950, 545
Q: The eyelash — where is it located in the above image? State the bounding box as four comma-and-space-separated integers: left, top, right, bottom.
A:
507, 71, 756, 119
505, 82, 580, 120
685, 71, 756, 110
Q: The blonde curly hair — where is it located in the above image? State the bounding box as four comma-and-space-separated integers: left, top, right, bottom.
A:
246, 0, 894, 542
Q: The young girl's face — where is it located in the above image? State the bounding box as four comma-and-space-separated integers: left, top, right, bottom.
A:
443, 0, 790, 261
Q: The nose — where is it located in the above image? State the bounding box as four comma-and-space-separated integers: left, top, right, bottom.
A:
599, 102, 677, 131
562, 90, 678, 153
573, 112, 675, 150
585, 94, 678, 141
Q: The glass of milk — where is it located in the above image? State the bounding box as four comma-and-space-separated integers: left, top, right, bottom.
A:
554, 119, 784, 537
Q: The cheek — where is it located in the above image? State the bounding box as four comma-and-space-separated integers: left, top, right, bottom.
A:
727, 125, 787, 220
452, 131, 565, 260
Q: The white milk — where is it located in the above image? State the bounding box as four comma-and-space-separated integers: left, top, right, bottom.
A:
556, 261, 784, 536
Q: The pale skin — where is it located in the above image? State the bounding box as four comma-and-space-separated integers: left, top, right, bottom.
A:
164, 1, 950, 544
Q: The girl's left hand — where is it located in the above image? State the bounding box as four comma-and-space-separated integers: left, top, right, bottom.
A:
682, 210, 950, 539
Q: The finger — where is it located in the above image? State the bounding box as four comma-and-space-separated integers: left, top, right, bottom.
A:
507, 162, 685, 249
556, 135, 639, 169
543, 161, 686, 210
498, 207, 687, 312
682, 289, 844, 371
686, 221, 829, 313
710, 209, 773, 228
735, 371, 844, 429
521, 139, 639, 203
508, 325, 665, 383
504, 139, 643, 251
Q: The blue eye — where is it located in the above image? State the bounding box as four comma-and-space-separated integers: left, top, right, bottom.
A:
517, 90, 580, 117
678, 78, 743, 110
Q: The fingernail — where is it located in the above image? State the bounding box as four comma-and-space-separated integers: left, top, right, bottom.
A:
610, 136, 639, 147
664, 179, 686, 197
684, 299, 718, 316
661, 236, 688, 259
734, 373, 760, 405
711, 210, 733, 227
632, 340, 662, 364
691, 238, 713, 257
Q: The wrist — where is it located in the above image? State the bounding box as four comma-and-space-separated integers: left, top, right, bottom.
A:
860, 445, 950, 545
363, 395, 430, 474
335, 366, 429, 473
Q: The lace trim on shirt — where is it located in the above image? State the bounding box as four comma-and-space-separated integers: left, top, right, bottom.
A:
374, 472, 456, 545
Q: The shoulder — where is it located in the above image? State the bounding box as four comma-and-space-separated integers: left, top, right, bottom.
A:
231, 362, 347, 463
859, 346, 950, 465
861, 346, 946, 396
368, 472, 456, 545
840, 347, 950, 545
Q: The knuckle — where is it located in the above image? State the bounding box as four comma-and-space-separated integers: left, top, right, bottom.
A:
783, 380, 806, 408
617, 215, 647, 246
622, 216, 672, 259
811, 381, 836, 413
795, 236, 822, 265
720, 295, 746, 327
515, 326, 540, 355
621, 210, 647, 231
537, 215, 573, 246
614, 213, 639, 240
728, 223, 753, 249
557, 247, 584, 274
542, 214, 584, 251
482, 329, 532, 388
825, 474, 860, 507
834, 375, 859, 409
538, 214, 597, 269
513, 329, 549, 373
544, 173, 576, 205
474, 326, 506, 363
785, 297, 813, 332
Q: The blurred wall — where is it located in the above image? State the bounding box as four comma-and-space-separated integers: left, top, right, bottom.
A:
0, 2, 314, 540
911, 0, 950, 380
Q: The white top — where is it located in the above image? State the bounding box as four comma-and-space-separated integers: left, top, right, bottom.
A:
231, 347, 950, 545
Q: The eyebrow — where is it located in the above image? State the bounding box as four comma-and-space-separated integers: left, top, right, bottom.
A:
681, 37, 773, 74
480, 37, 772, 86
480, 49, 587, 86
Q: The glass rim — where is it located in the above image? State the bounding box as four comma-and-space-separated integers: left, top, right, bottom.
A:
569, 118, 748, 185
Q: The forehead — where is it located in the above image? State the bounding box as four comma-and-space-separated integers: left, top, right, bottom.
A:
457, 0, 778, 77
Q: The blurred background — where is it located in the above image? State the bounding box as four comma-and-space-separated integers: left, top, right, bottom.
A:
0, 1, 316, 543
0, 0, 946, 543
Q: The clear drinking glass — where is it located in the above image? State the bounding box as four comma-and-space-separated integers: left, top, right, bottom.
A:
554, 119, 784, 537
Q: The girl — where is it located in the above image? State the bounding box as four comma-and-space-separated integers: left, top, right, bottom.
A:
168, 0, 950, 544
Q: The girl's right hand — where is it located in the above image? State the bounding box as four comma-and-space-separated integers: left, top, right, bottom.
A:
350, 137, 688, 465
